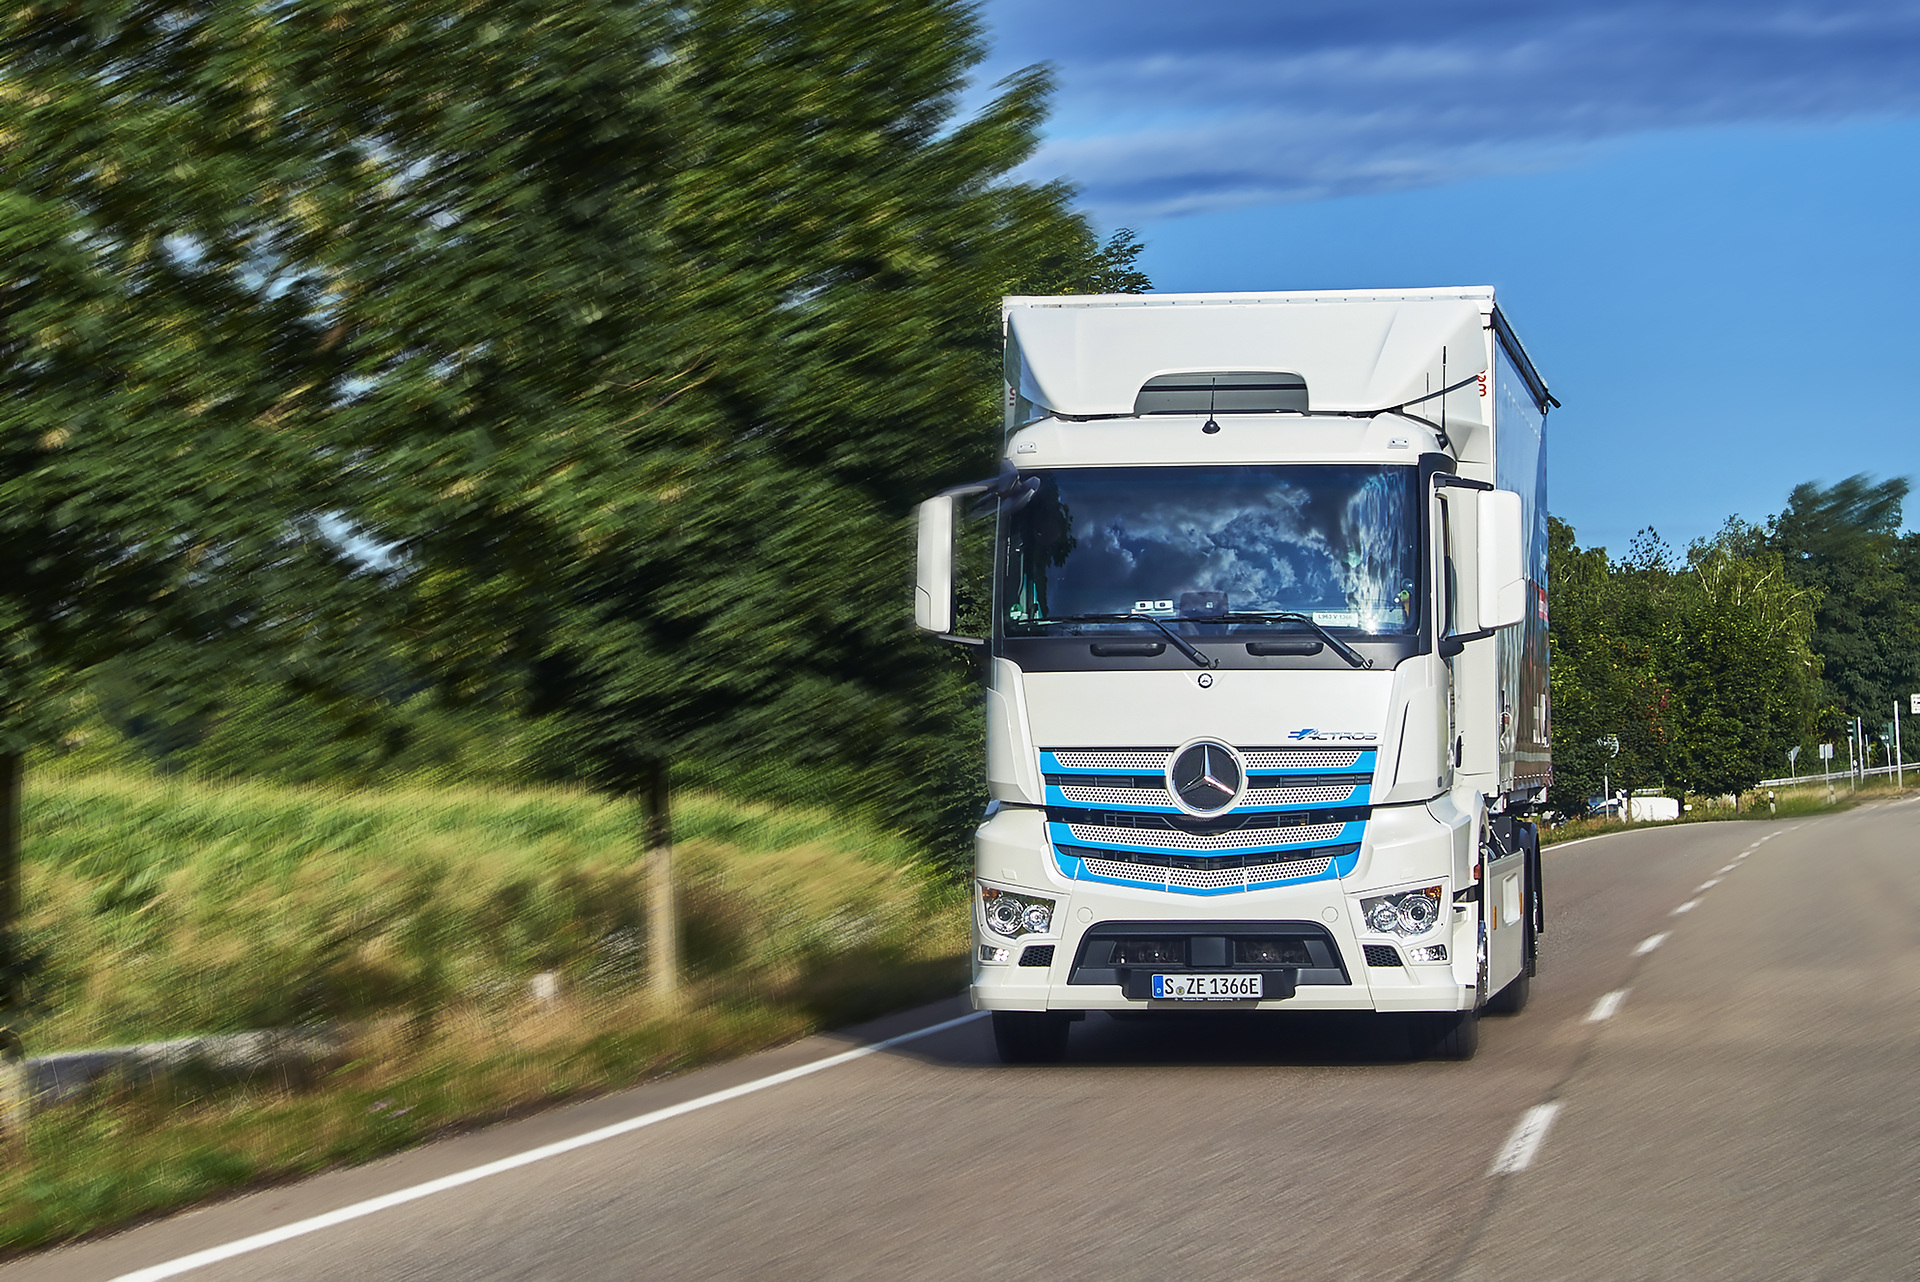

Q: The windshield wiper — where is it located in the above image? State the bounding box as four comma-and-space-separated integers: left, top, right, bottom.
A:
1208, 612, 1374, 669
1042, 613, 1216, 669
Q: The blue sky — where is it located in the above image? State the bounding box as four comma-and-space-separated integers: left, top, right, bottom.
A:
972, 1, 1920, 555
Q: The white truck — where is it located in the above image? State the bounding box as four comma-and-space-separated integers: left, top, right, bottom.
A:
914, 288, 1553, 1062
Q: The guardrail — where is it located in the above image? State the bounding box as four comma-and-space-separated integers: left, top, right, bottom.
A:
1758, 763, 1908, 789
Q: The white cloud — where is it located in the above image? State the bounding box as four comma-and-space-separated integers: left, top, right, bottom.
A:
978, 0, 1920, 218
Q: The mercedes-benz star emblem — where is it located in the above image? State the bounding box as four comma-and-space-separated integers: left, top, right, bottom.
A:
1168, 741, 1243, 816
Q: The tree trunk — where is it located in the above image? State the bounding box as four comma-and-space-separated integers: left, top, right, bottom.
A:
643, 760, 679, 1004
0, 752, 25, 1143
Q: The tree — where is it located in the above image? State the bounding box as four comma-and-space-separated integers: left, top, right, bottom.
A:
1546, 518, 1677, 815
4, 0, 1143, 1027
1658, 525, 1821, 797
2, 3, 366, 1068
1769, 474, 1920, 727
307, 0, 1142, 995
1545, 514, 1820, 812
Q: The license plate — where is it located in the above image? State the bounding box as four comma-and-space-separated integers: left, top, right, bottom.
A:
1151, 973, 1262, 1001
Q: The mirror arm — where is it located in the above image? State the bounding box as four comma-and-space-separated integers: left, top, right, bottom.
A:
1439, 627, 1495, 658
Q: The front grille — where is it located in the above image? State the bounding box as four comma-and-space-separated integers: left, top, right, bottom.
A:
1242, 783, 1363, 805
1056, 783, 1169, 806
1018, 945, 1055, 968
1049, 749, 1173, 770
1066, 820, 1347, 849
1054, 779, 1364, 808
1242, 749, 1365, 769
1048, 747, 1369, 772
1080, 854, 1333, 890
1363, 944, 1403, 967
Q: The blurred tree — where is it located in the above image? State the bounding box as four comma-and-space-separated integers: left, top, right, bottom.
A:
0, 3, 374, 1064
3, 0, 1147, 1016
298, 0, 1144, 995
1769, 475, 1920, 726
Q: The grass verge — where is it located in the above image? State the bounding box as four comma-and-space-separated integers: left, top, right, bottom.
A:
2, 767, 968, 1253
1541, 779, 1913, 846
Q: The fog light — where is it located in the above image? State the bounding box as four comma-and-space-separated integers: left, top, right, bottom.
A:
979, 944, 1010, 963
1406, 944, 1448, 962
1358, 885, 1447, 938
979, 885, 1057, 939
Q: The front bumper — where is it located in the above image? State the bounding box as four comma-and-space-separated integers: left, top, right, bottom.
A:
970, 802, 1478, 1014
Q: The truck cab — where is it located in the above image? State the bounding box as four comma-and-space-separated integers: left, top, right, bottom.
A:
915, 289, 1553, 1062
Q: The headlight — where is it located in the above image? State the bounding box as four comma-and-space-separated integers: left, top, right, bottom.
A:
980, 885, 1057, 939
1359, 885, 1445, 938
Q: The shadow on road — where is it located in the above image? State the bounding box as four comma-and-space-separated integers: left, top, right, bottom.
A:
886, 1008, 1429, 1070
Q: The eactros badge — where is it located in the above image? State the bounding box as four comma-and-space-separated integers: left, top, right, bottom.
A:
1167, 740, 1244, 816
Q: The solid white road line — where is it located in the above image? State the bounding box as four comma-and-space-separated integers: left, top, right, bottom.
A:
1489, 1103, 1563, 1175
111, 1009, 989, 1282
1634, 932, 1670, 955
1586, 989, 1629, 1023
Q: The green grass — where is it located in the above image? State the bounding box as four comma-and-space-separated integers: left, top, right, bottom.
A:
2, 766, 968, 1251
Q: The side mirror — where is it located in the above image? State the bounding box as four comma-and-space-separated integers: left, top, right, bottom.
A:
914, 494, 956, 634
1477, 489, 1526, 630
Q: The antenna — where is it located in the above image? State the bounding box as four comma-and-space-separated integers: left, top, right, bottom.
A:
1202, 377, 1220, 434
1438, 347, 1450, 448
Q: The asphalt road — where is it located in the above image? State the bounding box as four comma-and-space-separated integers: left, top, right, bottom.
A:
11, 796, 1918, 1281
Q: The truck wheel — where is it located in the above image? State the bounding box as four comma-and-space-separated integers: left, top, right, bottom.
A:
1485, 967, 1530, 1015
1413, 1008, 1480, 1060
992, 1011, 1071, 1064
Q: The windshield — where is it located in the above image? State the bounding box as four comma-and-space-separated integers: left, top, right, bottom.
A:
1000, 464, 1420, 636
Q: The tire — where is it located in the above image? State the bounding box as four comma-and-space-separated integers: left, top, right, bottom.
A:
1485, 967, 1530, 1015
992, 1011, 1071, 1064
1412, 1008, 1480, 1060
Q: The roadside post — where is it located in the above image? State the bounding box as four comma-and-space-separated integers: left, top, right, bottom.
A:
1598, 735, 1620, 817
1787, 744, 1799, 783
1820, 742, 1835, 802
0, 755, 21, 1146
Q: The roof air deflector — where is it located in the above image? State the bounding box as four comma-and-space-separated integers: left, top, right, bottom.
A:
1134, 372, 1308, 416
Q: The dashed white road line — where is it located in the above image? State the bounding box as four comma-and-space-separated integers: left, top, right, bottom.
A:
1586, 989, 1629, 1022
1634, 932, 1670, 955
109, 1009, 989, 1282
1718, 864, 1738, 874
1490, 1103, 1564, 1175
1672, 899, 1700, 915
1696, 878, 1721, 891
